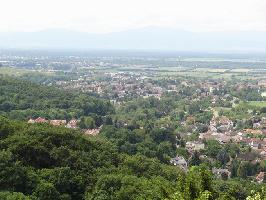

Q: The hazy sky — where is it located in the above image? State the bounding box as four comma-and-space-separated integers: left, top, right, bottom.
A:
1, 0, 266, 33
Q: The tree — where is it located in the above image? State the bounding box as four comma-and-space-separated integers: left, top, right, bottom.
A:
196, 191, 212, 200
0, 116, 15, 138
0, 191, 31, 200
183, 166, 213, 200
188, 103, 201, 115
189, 151, 201, 166
204, 140, 222, 158
32, 182, 60, 200
88, 174, 174, 200
246, 188, 266, 200
216, 149, 230, 167
78, 116, 95, 129
39, 167, 85, 200
237, 162, 248, 178
157, 141, 174, 163
230, 160, 239, 178
0, 150, 38, 194
197, 124, 208, 133
260, 107, 266, 113
104, 115, 113, 125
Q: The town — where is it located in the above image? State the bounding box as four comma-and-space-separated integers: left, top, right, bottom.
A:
0, 51, 266, 199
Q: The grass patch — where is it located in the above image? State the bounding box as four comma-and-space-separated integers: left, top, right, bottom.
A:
247, 101, 266, 108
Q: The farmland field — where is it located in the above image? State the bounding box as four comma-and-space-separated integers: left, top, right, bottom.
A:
247, 101, 266, 108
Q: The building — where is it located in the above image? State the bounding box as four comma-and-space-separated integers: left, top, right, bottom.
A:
212, 168, 231, 179
85, 125, 103, 136
253, 122, 262, 129
260, 151, 266, 158
34, 117, 48, 123
66, 119, 78, 129
244, 129, 263, 135
217, 116, 233, 132
242, 138, 263, 150
256, 172, 265, 183
258, 80, 266, 88
231, 134, 243, 143
28, 118, 35, 124
49, 120, 67, 126
170, 156, 188, 171
186, 141, 205, 152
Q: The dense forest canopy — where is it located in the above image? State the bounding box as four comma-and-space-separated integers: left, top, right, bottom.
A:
0, 116, 265, 200
0, 76, 114, 120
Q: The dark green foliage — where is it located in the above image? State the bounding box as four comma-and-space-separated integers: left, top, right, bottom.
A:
87, 174, 174, 200
2, 117, 262, 200
231, 88, 265, 101
100, 125, 176, 163
32, 181, 61, 200
216, 149, 230, 167
189, 151, 201, 166
213, 179, 261, 200
0, 191, 31, 200
0, 116, 15, 138
203, 140, 223, 158
0, 77, 114, 120
0, 117, 118, 199
78, 116, 96, 129
0, 117, 182, 199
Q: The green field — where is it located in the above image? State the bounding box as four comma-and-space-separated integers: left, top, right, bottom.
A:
0, 67, 55, 77
247, 101, 266, 107
0, 67, 32, 76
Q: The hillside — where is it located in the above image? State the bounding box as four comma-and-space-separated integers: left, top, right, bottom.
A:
0, 116, 265, 200
0, 116, 182, 199
0, 76, 114, 120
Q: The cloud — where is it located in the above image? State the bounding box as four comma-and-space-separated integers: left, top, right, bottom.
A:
1, 0, 265, 32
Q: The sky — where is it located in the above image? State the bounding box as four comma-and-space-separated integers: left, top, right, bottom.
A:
1, 0, 266, 33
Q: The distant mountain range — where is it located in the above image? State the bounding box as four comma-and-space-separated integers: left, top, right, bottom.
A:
0, 27, 266, 52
